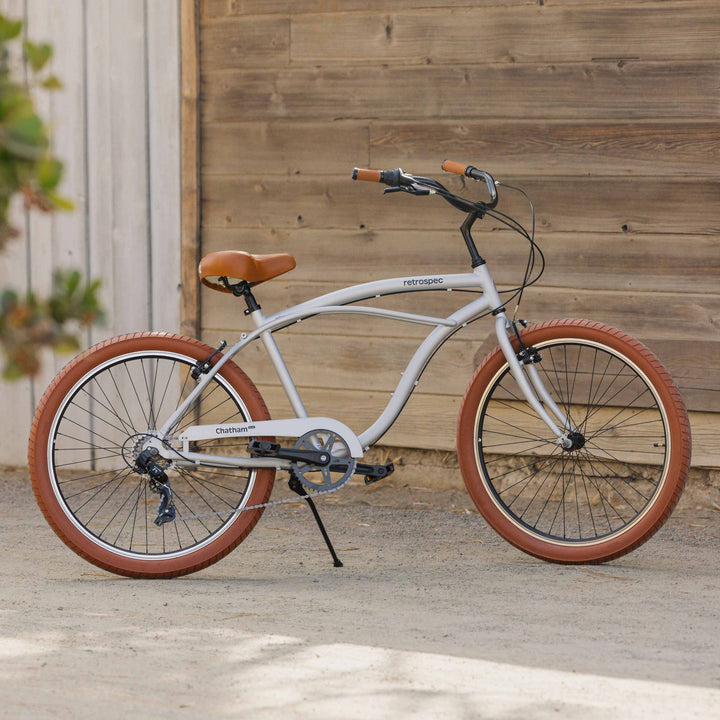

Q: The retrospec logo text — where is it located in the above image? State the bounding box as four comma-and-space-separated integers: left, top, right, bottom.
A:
403, 277, 444, 287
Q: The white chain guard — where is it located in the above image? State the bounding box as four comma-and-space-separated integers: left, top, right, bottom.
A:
176, 417, 364, 458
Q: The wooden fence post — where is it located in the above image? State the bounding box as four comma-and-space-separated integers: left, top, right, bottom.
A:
180, 0, 200, 340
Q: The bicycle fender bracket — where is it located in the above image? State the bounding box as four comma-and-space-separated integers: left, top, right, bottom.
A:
176, 417, 364, 458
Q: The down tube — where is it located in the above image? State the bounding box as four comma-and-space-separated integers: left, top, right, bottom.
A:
358, 294, 491, 449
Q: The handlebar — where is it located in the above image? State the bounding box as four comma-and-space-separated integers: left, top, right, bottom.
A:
441, 160, 498, 207
351, 167, 407, 187
352, 161, 498, 209
351, 168, 382, 183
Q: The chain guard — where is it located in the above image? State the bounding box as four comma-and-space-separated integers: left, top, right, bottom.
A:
292, 430, 356, 492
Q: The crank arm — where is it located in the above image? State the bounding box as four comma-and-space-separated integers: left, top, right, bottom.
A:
248, 440, 331, 466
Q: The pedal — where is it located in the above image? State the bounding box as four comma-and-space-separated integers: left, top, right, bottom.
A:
355, 462, 395, 485
248, 440, 281, 456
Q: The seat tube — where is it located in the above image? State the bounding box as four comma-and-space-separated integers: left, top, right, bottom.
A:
249, 308, 309, 418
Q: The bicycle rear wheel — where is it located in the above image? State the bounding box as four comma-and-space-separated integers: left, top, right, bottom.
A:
29, 332, 275, 578
457, 319, 691, 563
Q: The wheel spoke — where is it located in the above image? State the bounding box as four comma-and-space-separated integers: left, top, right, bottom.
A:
470, 332, 683, 551
45, 345, 271, 564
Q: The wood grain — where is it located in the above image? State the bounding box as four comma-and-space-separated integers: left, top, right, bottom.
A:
201, 228, 720, 294
201, 283, 720, 347
196, 0, 720, 454
202, 62, 720, 123
291, 4, 720, 66
202, 121, 368, 175
200, 16, 289, 69
201, 175, 720, 235
370, 121, 720, 178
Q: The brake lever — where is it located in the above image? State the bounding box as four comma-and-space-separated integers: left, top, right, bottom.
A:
383, 185, 431, 196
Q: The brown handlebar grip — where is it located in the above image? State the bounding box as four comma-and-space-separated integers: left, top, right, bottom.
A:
441, 159, 468, 176
352, 168, 382, 182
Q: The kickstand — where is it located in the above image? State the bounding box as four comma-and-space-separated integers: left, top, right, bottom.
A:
288, 473, 343, 568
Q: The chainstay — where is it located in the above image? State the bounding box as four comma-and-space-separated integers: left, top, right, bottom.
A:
174, 478, 348, 522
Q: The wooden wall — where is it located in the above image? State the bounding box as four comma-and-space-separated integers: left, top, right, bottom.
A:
197, 0, 720, 464
0, 0, 181, 465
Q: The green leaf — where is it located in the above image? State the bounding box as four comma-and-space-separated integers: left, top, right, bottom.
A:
23, 41, 52, 73
46, 190, 74, 211
4, 114, 48, 159
37, 157, 63, 191
52, 334, 79, 354
3, 360, 25, 381
1, 288, 17, 313
41, 75, 62, 90
0, 85, 34, 123
0, 16, 23, 42
64, 269, 81, 296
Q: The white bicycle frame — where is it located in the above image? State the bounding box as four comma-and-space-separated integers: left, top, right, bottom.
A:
156, 263, 573, 470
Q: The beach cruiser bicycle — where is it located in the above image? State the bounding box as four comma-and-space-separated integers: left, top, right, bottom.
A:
28, 161, 691, 578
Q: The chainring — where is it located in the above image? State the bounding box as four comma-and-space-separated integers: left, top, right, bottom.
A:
292, 430, 356, 492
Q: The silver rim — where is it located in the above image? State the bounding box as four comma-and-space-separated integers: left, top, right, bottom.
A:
47, 349, 258, 561
472, 336, 671, 547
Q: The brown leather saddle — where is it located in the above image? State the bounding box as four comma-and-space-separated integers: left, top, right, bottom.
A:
198, 251, 296, 293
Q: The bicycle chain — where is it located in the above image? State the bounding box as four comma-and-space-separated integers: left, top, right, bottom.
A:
173, 475, 349, 522
172, 431, 354, 522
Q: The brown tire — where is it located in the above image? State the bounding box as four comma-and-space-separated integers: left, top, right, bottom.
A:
457, 319, 691, 563
28, 332, 275, 578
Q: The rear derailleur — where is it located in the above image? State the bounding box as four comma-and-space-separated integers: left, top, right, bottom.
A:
135, 448, 176, 526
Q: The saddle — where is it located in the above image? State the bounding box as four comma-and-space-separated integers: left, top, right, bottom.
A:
199, 251, 296, 293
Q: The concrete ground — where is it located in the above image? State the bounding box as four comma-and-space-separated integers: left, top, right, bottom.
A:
1, 467, 719, 719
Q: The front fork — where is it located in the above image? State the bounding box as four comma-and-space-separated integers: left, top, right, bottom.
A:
493, 313, 576, 449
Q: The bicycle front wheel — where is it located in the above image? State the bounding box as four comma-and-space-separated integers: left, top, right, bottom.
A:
457, 319, 691, 563
29, 332, 275, 578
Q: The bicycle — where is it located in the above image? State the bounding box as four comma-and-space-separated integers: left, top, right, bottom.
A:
28, 160, 691, 578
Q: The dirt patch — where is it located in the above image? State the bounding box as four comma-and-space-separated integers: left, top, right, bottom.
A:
1, 465, 720, 719
363, 445, 720, 511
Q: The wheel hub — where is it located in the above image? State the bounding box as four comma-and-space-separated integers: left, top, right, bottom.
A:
562, 430, 586, 452
121, 432, 170, 472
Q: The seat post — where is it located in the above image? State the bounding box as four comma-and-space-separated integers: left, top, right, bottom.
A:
223, 278, 262, 316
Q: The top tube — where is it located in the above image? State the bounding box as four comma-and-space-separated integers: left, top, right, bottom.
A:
263, 268, 495, 331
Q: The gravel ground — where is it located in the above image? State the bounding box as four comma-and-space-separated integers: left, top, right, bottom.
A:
1, 468, 719, 719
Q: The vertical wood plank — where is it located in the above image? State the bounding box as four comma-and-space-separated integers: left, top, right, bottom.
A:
86, 0, 151, 342
33, 0, 87, 382
147, 0, 182, 333
106, 0, 150, 336
85, 0, 115, 345
0, 0, 31, 464
0, 0, 184, 466
22, 0, 54, 400
181, 0, 200, 339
